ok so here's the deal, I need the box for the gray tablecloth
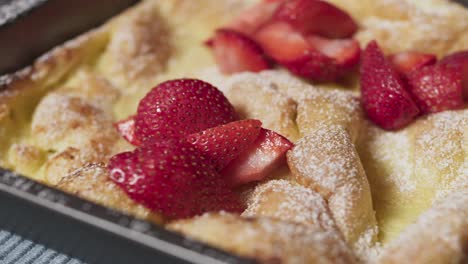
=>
[0,230,84,264]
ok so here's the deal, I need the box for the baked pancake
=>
[0,0,467,263]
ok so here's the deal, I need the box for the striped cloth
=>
[0,231,85,264]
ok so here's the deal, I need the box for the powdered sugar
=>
[360,120,417,193]
[377,190,468,263]
[243,180,337,231]
[287,124,378,261]
[170,212,357,264]
[0,0,46,25]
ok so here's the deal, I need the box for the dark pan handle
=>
[0,0,138,75]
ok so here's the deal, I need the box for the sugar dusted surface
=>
[243,180,337,231]
[359,109,467,243]
[287,124,378,261]
[377,191,468,264]
[201,66,466,261]
[169,212,357,264]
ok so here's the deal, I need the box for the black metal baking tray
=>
[0,1,252,263]
[0,0,137,74]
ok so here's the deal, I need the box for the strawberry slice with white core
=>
[255,21,310,62]
[439,51,468,99]
[274,0,358,38]
[135,79,238,142]
[255,22,341,81]
[388,51,437,76]
[360,41,419,130]
[187,119,262,171]
[222,128,294,186]
[307,35,361,68]
[407,64,464,114]
[226,0,283,36]
[211,29,270,74]
[114,115,140,146]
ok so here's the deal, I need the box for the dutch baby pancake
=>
[0,0,466,263]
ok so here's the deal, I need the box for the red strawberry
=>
[222,128,293,186]
[226,0,283,36]
[440,51,468,67]
[255,21,310,62]
[108,139,243,219]
[187,119,262,171]
[307,35,361,68]
[210,29,270,74]
[135,79,238,142]
[274,0,358,38]
[255,22,341,81]
[114,115,141,146]
[360,41,419,130]
[439,51,468,99]
[407,64,464,114]
[388,51,437,76]
[281,52,341,82]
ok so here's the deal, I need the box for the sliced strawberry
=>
[388,51,437,76]
[274,0,358,38]
[187,119,262,171]
[135,79,238,142]
[440,51,468,66]
[407,64,464,114]
[210,29,270,74]
[439,51,468,99]
[222,128,293,186]
[114,115,141,146]
[281,52,341,82]
[255,21,310,62]
[255,22,341,81]
[307,35,361,68]
[360,41,419,130]
[226,0,282,36]
[108,139,243,219]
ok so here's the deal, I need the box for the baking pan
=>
[0,0,138,74]
[0,1,252,263]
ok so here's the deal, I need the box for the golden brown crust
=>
[169,212,357,264]
[7,143,45,177]
[98,0,172,91]
[57,163,163,223]
[223,79,299,142]
[287,125,379,259]
[243,180,338,232]
[295,91,362,142]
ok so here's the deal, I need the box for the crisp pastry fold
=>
[287,125,379,259]
[57,163,162,224]
[169,212,357,264]
[223,80,299,142]
[295,91,362,143]
[242,180,337,231]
